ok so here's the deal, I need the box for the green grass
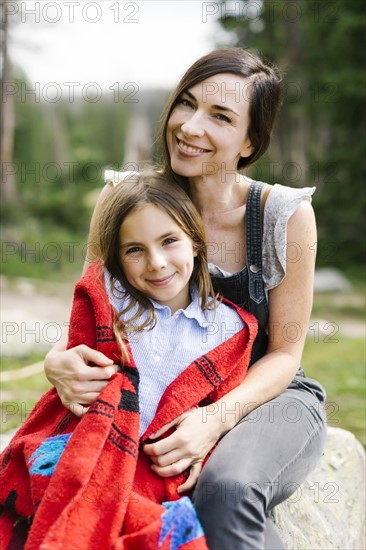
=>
[302,336,365,446]
[1,354,52,433]
[1,354,48,371]
[1,227,86,282]
[311,291,365,320]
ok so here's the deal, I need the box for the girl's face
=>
[166,73,253,183]
[119,204,197,314]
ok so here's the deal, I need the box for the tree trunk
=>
[0,2,17,203]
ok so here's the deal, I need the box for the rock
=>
[272,427,366,549]
[1,427,364,548]
[314,268,352,293]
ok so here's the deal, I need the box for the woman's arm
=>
[143,200,317,490]
[44,182,119,416]
[212,200,317,430]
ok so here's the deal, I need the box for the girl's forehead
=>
[122,203,180,226]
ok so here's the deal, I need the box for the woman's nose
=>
[181,111,205,138]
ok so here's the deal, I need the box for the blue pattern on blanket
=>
[28,433,72,476]
[158,496,205,550]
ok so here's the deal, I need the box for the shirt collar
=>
[104,268,211,329]
[151,285,211,328]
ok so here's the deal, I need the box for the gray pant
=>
[192,376,327,549]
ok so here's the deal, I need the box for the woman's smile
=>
[176,138,211,156]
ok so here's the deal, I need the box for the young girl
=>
[0,171,257,550]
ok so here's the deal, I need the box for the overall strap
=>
[246,181,269,330]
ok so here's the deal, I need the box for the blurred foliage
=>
[0,227,86,281]
[218,0,366,267]
[1,74,128,277]
[3,75,127,226]
[1,2,365,276]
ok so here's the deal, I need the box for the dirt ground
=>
[1,275,77,357]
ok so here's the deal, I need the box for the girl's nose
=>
[147,251,167,271]
[181,112,205,138]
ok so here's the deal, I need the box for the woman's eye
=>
[163,238,177,245]
[215,113,232,123]
[177,97,194,109]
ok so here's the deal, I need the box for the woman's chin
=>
[170,159,199,179]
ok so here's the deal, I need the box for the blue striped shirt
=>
[104,270,244,436]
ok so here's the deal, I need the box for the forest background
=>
[1,1,365,445]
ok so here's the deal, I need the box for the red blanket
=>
[0,261,257,549]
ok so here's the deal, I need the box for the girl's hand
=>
[44,345,119,417]
[143,406,222,493]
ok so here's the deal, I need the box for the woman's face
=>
[167,73,253,182]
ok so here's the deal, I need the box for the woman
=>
[45,48,327,549]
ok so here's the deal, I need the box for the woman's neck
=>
[189,173,250,217]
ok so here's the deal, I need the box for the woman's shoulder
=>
[263,182,316,233]
[243,177,315,209]
[266,181,315,204]
[260,182,316,290]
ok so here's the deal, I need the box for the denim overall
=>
[193,181,327,549]
[210,181,270,365]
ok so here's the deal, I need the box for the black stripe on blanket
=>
[194,355,223,387]
[96,326,115,342]
[108,423,138,459]
[51,412,74,437]
[88,399,115,418]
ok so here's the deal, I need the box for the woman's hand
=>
[143,406,222,493]
[44,345,119,417]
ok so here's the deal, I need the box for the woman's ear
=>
[240,138,254,158]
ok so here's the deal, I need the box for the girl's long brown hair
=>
[98,170,216,362]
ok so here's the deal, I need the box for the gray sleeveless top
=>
[207,179,315,365]
[208,181,316,291]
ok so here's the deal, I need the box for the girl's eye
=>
[125,246,143,255]
[163,238,177,246]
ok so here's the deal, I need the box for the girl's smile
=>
[146,273,176,286]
